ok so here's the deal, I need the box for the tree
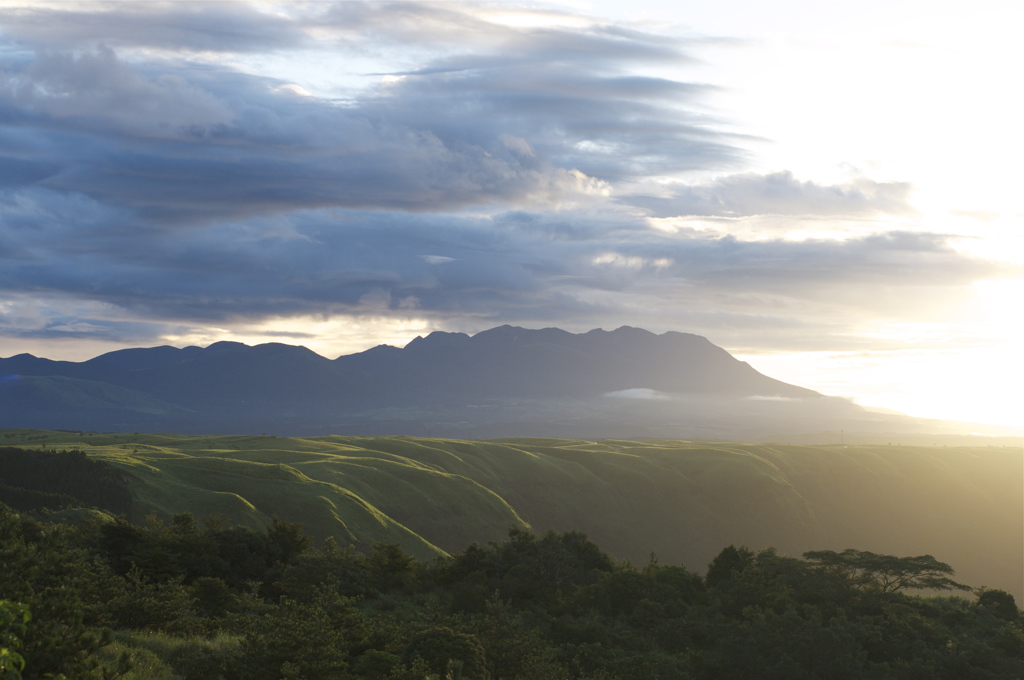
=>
[401,627,489,680]
[366,543,418,592]
[272,538,371,601]
[265,518,313,565]
[229,593,358,680]
[802,549,969,594]
[0,505,128,680]
[474,594,565,680]
[0,601,29,680]
[705,545,755,588]
[976,588,1019,622]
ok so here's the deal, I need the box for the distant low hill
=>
[0,325,1008,439]
[3,429,1020,601]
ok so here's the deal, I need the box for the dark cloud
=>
[623,171,915,217]
[622,230,1009,291]
[0,37,726,221]
[4,45,234,131]
[0,193,1012,329]
[0,3,309,53]
[368,61,730,182]
[0,2,736,225]
[0,155,57,187]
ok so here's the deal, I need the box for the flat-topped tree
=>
[803,548,970,594]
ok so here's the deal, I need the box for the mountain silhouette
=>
[0,325,962,439]
[336,325,816,402]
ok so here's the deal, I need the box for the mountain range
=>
[0,325,1011,440]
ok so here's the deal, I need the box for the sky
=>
[0,0,1020,429]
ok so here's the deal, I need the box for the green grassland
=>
[3,429,1021,599]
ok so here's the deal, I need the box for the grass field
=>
[3,428,1020,599]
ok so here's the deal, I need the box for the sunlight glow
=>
[162,315,436,360]
[484,8,594,29]
[741,344,1022,430]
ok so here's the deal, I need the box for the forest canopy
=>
[1,503,1021,680]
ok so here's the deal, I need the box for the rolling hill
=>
[3,429,1020,601]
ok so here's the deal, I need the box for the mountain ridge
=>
[0,325,1006,439]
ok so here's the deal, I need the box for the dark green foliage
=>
[704,604,872,680]
[228,593,356,680]
[0,504,128,679]
[97,518,147,574]
[96,512,309,589]
[190,578,237,620]
[349,649,402,677]
[472,595,565,680]
[2,500,1023,680]
[266,517,314,565]
[976,589,1019,622]
[205,525,277,587]
[98,568,200,634]
[705,544,755,588]
[0,600,30,679]
[272,538,372,601]
[401,627,489,679]
[110,631,242,680]
[577,562,704,621]
[0,484,81,515]
[0,447,131,515]
[366,543,419,593]
[443,527,616,607]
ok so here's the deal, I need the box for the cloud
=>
[0,188,1014,339]
[623,171,915,217]
[3,45,235,133]
[0,292,179,344]
[0,5,733,225]
[420,255,457,265]
[0,1,1010,363]
[0,3,309,53]
[604,388,674,400]
[0,156,58,187]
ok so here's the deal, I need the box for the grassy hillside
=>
[1,375,192,414]
[3,429,1020,599]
